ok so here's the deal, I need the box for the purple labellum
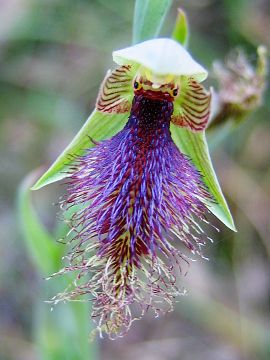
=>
[54,93,212,339]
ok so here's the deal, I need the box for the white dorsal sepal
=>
[113,38,208,82]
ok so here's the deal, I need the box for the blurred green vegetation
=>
[0,0,269,359]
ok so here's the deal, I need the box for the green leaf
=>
[18,170,98,359]
[32,110,128,190]
[17,169,63,275]
[35,299,97,360]
[132,0,173,44]
[171,125,236,231]
[171,8,189,48]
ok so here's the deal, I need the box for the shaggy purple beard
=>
[55,94,212,339]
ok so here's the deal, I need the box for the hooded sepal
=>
[113,38,208,81]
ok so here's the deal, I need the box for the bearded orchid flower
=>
[33,38,236,339]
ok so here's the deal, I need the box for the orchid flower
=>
[33,38,235,339]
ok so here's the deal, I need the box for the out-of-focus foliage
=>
[18,169,98,359]
[132,0,172,44]
[18,169,63,275]
[171,8,189,48]
[0,1,269,360]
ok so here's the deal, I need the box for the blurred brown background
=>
[0,0,269,359]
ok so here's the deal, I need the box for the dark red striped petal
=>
[96,65,135,113]
[172,77,211,131]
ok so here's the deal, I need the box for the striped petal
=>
[172,77,211,131]
[96,65,136,113]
